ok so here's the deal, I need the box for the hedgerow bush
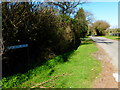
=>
[2,2,81,76]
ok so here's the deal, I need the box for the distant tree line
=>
[2,2,88,76]
[106,28,120,35]
[88,20,110,36]
[88,20,119,36]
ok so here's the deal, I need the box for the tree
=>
[74,8,88,38]
[85,11,95,24]
[92,20,110,36]
[48,1,86,16]
[2,2,63,76]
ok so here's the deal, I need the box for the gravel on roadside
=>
[92,44,118,88]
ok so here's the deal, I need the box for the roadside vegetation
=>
[2,39,101,88]
[2,2,88,77]
[1,1,105,88]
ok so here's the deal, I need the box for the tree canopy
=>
[92,20,110,36]
[74,8,88,38]
[48,1,86,16]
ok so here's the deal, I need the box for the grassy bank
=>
[102,36,120,40]
[2,39,101,88]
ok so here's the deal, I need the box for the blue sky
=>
[78,2,118,28]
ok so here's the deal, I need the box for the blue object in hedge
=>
[7,44,28,50]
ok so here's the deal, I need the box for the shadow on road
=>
[96,39,107,41]
[95,41,114,44]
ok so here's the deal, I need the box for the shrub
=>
[2,2,81,76]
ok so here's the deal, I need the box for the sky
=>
[78,2,118,28]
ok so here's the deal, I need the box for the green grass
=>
[2,39,102,88]
[102,36,120,40]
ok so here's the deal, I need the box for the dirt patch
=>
[93,44,118,88]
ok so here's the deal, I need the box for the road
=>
[90,36,119,82]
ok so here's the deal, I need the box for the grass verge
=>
[102,36,120,40]
[2,39,101,88]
